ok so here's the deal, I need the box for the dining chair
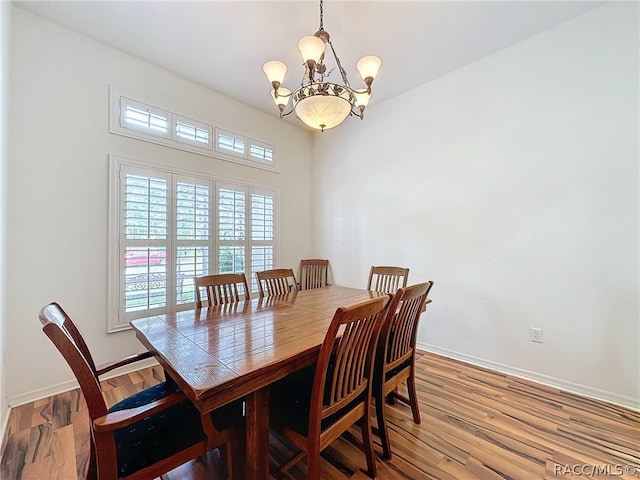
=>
[269,295,391,480]
[256,268,297,298]
[298,259,330,290]
[367,265,410,294]
[373,281,434,460]
[195,272,250,308]
[39,302,243,480]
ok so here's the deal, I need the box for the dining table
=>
[130,284,387,480]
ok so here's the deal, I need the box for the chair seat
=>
[110,381,244,478]
[112,396,206,478]
[270,366,315,436]
[109,380,181,411]
[384,359,411,382]
[270,365,364,438]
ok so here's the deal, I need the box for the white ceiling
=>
[15,0,604,131]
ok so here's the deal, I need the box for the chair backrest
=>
[256,268,298,298]
[309,295,390,434]
[299,259,329,290]
[367,265,410,294]
[39,302,108,420]
[195,272,250,308]
[378,281,433,374]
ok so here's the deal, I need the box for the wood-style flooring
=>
[1,351,638,479]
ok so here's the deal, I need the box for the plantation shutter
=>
[120,97,170,137]
[121,167,169,319]
[218,186,247,275]
[175,178,212,305]
[216,130,246,156]
[250,142,274,162]
[250,192,275,292]
[174,115,212,147]
[109,156,279,330]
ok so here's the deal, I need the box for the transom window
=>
[110,89,277,171]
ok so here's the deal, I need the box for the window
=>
[174,115,211,147]
[108,155,278,332]
[215,129,275,168]
[110,88,277,171]
[121,98,170,137]
[216,130,246,155]
[250,141,274,162]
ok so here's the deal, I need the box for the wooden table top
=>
[131,285,387,414]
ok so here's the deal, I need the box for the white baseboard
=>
[418,342,640,412]
[7,346,638,413]
[6,357,159,408]
[0,405,10,447]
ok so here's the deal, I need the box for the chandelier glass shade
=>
[262,0,381,131]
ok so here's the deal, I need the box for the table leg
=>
[245,387,270,480]
[229,422,247,480]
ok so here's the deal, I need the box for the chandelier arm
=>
[275,89,294,99]
[349,106,364,120]
[300,64,312,86]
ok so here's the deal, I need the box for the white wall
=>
[6,8,313,403]
[0,0,12,429]
[313,3,639,409]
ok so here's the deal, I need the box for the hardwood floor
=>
[1,351,638,479]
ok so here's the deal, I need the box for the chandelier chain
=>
[319,0,324,31]
[328,41,350,87]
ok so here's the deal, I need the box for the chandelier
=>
[262,0,381,132]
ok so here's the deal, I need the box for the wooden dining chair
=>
[367,265,410,294]
[256,268,297,298]
[298,259,330,290]
[195,272,250,308]
[269,295,391,480]
[39,302,242,480]
[373,281,434,460]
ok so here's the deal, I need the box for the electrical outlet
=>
[530,327,543,343]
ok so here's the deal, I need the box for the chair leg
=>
[280,450,306,474]
[360,405,378,479]
[407,374,421,424]
[307,446,321,480]
[86,439,98,480]
[374,393,392,460]
[386,387,397,405]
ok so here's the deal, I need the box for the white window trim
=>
[109,87,278,172]
[107,154,280,333]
